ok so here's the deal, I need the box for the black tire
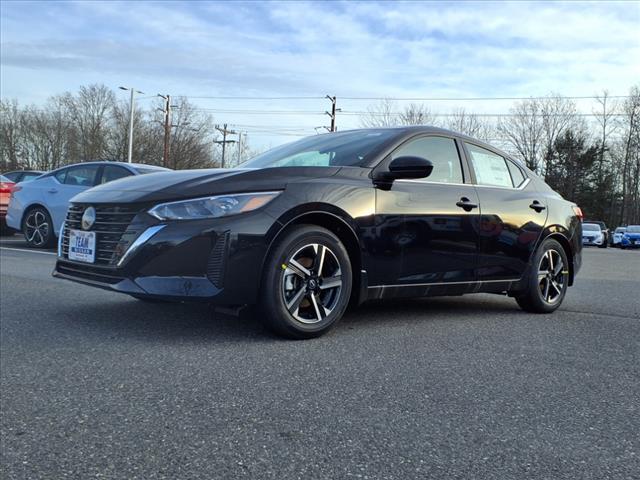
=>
[22,206,55,248]
[515,238,570,313]
[258,225,352,339]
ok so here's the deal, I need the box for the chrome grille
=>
[61,205,142,266]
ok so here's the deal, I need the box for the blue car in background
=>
[6,161,170,248]
[620,225,640,249]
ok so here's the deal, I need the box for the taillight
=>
[9,184,21,197]
[572,206,584,221]
[0,182,15,194]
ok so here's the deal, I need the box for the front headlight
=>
[148,191,281,221]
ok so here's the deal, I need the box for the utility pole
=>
[214,124,237,168]
[236,131,243,165]
[119,86,144,163]
[158,94,172,168]
[325,95,339,132]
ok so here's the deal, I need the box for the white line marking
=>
[0,247,57,256]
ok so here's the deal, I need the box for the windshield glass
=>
[242,130,398,168]
[615,227,626,233]
[583,224,600,231]
[626,225,640,233]
[0,175,9,182]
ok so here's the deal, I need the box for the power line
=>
[171,94,632,101]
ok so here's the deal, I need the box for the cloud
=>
[1,0,638,145]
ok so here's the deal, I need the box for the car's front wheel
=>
[22,207,55,248]
[515,238,569,313]
[259,225,352,339]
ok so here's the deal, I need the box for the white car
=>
[582,222,606,248]
[6,161,169,248]
[612,227,627,247]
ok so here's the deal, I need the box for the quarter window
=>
[465,143,513,188]
[391,136,463,184]
[506,160,526,187]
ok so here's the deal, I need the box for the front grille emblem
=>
[81,207,96,230]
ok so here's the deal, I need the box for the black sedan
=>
[53,127,583,338]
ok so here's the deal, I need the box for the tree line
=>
[1,84,638,226]
[0,84,250,173]
[360,86,640,227]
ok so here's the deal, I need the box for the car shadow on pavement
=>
[59,293,520,342]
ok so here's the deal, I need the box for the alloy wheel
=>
[281,243,343,324]
[537,249,567,304]
[25,210,50,247]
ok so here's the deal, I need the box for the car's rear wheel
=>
[515,238,569,313]
[259,225,352,339]
[22,207,55,248]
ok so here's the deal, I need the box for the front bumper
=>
[621,237,640,248]
[53,209,280,304]
[582,236,604,246]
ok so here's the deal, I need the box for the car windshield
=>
[583,224,600,231]
[626,225,640,233]
[0,175,10,182]
[242,130,398,169]
[615,227,626,233]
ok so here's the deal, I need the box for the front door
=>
[374,135,481,288]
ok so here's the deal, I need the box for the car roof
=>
[2,169,44,174]
[51,161,169,171]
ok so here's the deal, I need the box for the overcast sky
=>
[1,0,639,147]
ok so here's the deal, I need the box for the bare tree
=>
[61,84,116,161]
[498,99,545,172]
[399,103,436,125]
[446,108,493,141]
[164,97,217,169]
[0,99,24,170]
[618,85,640,224]
[359,98,398,127]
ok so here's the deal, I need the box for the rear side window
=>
[465,143,513,188]
[506,160,526,187]
[100,165,132,184]
[391,136,464,184]
[61,165,99,186]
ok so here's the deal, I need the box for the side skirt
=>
[366,278,523,301]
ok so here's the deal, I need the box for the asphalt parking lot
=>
[1,237,638,480]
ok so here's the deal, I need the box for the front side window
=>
[391,136,464,184]
[62,165,99,186]
[465,143,513,188]
[100,165,132,184]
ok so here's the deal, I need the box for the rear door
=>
[45,165,100,232]
[462,142,548,281]
[374,135,481,287]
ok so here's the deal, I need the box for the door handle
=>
[456,197,478,211]
[529,200,546,212]
[48,188,58,194]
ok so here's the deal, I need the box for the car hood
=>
[71,166,342,204]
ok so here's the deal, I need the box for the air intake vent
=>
[207,231,230,288]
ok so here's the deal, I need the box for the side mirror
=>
[374,156,433,188]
